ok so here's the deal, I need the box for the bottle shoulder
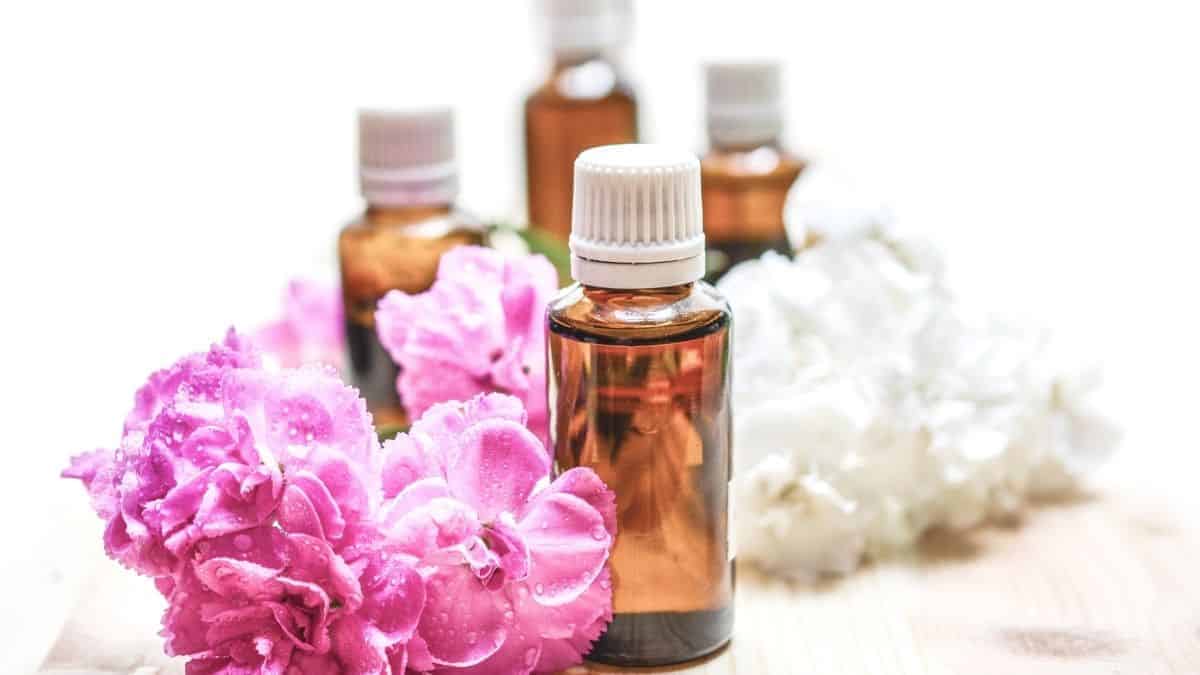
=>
[340,206,484,240]
[700,144,805,184]
[526,58,636,107]
[547,281,730,346]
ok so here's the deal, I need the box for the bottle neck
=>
[363,202,454,227]
[571,255,705,290]
[708,136,782,154]
[551,49,619,73]
[581,282,694,297]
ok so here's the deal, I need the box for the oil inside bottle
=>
[548,283,733,666]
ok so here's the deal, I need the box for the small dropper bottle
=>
[338,108,483,427]
[547,144,734,666]
[700,62,806,281]
[525,0,638,241]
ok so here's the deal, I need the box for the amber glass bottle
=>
[547,145,733,666]
[338,109,483,427]
[525,0,638,241]
[701,63,805,282]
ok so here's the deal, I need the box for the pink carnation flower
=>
[162,525,425,674]
[66,331,428,673]
[66,332,619,674]
[255,279,346,370]
[378,393,616,674]
[375,247,558,447]
[64,329,266,576]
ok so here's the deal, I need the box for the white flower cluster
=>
[719,227,1120,581]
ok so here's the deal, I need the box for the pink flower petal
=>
[386,497,480,559]
[437,246,508,287]
[448,419,549,522]
[375,246,556,435]
[397,360,491,422]
[490,336,533,396]
[194,558,294,602]
[162,568,215,656]
[404,635,434,672]
[451,631,542,675]
[285,533,363,612]
[379,280,505,376]
[406,394,528,470]
[254,279,344,370]
[158,467,216,534]
[286,651,343,675]
[202,605,279,648]
[488,513,531,583]
[194,464,281,540]
[519,493,611,606]
[357,548,425,644]
[227,366,378,475]
[281,471,346,541]
[418,565,510,667]
[193,527,290,570]
[61,448,112,487]
[296,450,373,523]
[521,567,613,672]
[380,433,438,498]
[386,644,408,675]
[329,614,387,675]
[499,253,558,358]
[379,477,451,529]
[532,468,617,537]
[278,483,327,540]
[461,393,530,427]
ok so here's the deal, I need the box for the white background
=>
[1,1,1198,672]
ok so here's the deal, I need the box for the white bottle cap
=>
[358,108,457,206]
[705,62,783,148]
[538,0,633,57]
[570,144,705,288]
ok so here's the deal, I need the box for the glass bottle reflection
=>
[548,282,733,666]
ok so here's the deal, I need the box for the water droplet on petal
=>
[591,525,607,540]
[534,583,544,595]
[524,647,538,667]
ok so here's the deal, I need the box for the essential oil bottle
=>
[700,62,806,281]
[525,0,638,241]
[547,145,734,666]
[338,109,483,427]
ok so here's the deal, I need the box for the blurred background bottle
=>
[525,0,638,241]
[338,108,484,428]
[700,63,805,281]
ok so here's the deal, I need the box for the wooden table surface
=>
[562,486,1200,675]
[39,483,1200,675]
